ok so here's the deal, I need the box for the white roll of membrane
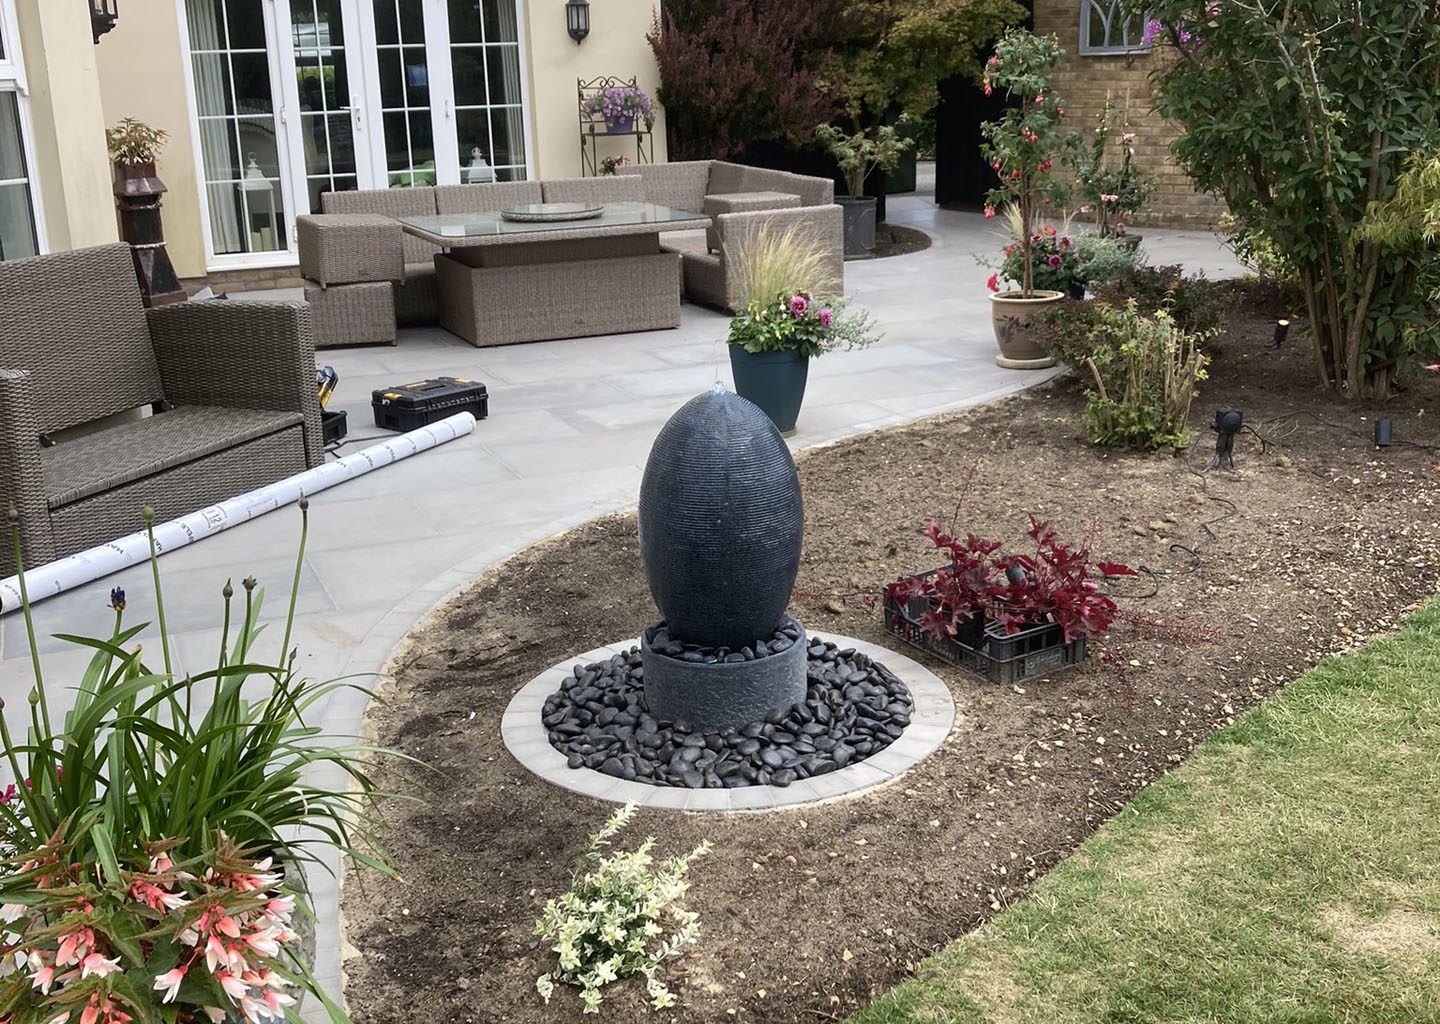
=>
[0,412,477,614]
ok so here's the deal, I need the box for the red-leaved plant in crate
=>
[885,515,1136,645]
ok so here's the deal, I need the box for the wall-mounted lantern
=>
[565,0,589,43]
[90,0,119,44]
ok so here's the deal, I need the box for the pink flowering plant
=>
[986,223,1083,294]
[0,502,408,1024]
[727,291,877,359]
[1072,102,1154,237]
[979,29,1080,297]
[0,834,303,1024]
[580,85,655,129]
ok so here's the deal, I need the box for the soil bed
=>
[872,223,931,259]
[343,284,1440,1024]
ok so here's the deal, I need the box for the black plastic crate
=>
[321,409,348,445]
[882,568,1086,685]
[372,376,488,432]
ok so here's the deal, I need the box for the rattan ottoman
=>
[304,281,396,348]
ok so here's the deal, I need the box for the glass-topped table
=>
[396,202,712,348]
[397,202,710,247]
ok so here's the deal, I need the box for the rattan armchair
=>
[0,244,323,576]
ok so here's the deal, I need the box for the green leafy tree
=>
[1139,0,1440,398]
[831,0,1025,123]
[814,121,914,198]
[979,30,1080,296]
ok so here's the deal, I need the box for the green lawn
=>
[851,602,1440,1024]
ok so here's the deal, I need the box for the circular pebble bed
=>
[645,620,801,663]
[541,635,913,789]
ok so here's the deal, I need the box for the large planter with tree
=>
[726,222,879,433]
[978,30,1079,368]
[106,118,185,307]
[815,121,914,259]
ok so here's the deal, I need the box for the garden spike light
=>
[1209,410,1244,470]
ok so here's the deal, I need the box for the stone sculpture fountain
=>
[637,387,808,730]
[538,388,917,789]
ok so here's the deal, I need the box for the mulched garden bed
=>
[872,223,931,259]
[342,282,1440,1024]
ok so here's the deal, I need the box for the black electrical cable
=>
[1259,409,1440,455]
[325,433,395,453]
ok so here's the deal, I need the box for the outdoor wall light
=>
[565,0,590,43]
[90,0,119,44]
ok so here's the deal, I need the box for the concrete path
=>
[0,196,1241,1012]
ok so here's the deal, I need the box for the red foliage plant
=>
[647,0,851,160]
[885,515,1136,643]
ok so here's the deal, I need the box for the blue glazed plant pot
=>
[728,346,810,434]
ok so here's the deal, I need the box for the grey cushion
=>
[322,187,440,265]
[0,244,164,435]
[436,181,543,214]
[43,405,303,507]
[541,176,646,204]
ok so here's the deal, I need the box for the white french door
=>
[183,0,531,268]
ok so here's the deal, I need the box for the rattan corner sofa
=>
[294,162,842,347]
[0,243,324,576]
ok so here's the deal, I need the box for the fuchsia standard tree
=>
[979,30,1078,297]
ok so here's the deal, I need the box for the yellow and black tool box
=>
[371,376,489,432]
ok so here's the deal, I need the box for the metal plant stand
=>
[578,75,654,177]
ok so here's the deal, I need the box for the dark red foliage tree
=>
[647,0,852,160]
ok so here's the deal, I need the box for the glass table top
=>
[399,201,710,240]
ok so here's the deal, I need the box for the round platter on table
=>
[500,202,604,223]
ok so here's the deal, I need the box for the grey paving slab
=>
[0,195,1240,1018]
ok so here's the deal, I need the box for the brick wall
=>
[1033,0,1225,229]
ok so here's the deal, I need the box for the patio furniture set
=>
[297,160,843,348]
[0,161,839,575]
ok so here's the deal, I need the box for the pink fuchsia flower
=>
[984,206,996,219]
[789,295,808,316]
[1101,193,1120,204]
[31,965,58,995]
[1123,132,1136,143]
[153,967,186,1003]
[983,82,992,97]
[1048,255,1063,268]
[986,273,1000,293]
[818,308,834,328]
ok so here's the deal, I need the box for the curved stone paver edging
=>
[501,633,955,812]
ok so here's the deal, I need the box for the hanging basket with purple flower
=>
[581,85,656,134]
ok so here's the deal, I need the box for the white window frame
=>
[1079,0,1152,56]
[0,0,48,257]
[177,0,306,271]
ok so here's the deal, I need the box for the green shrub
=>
[1145,1,1440,398]
[1040,300,1210,451]
[1093,264,1224,337]
[1074,232,1142,289]
[535,804,710,1014]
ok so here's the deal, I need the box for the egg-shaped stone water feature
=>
[637,388,809,731]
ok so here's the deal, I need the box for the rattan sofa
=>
[617,160,843,310]
[0,243,324,576]
[294,163,842,345]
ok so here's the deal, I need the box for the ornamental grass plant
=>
[0,501,408,1024]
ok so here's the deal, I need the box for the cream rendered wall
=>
[521,0,667,179]
[94,0,208,279]
[13,0,118,253]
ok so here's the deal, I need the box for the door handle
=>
[351,95,363,132]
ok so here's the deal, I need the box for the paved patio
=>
[0,195,1241,1012]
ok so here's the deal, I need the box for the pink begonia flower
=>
[215,970,249,1003]
[1123,132,1136,143]
[1,902,25,923]
[818,308,834,327]
[56,927,95,967]
[80,953,122,980]
[984,206,995,219]
[31,965,57,995]
[153,967,186,1003]
[789,295,808,316]
[986,273,1000,293]
[1424,364,1440,372]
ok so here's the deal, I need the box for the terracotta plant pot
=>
[989,290,1065,369]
